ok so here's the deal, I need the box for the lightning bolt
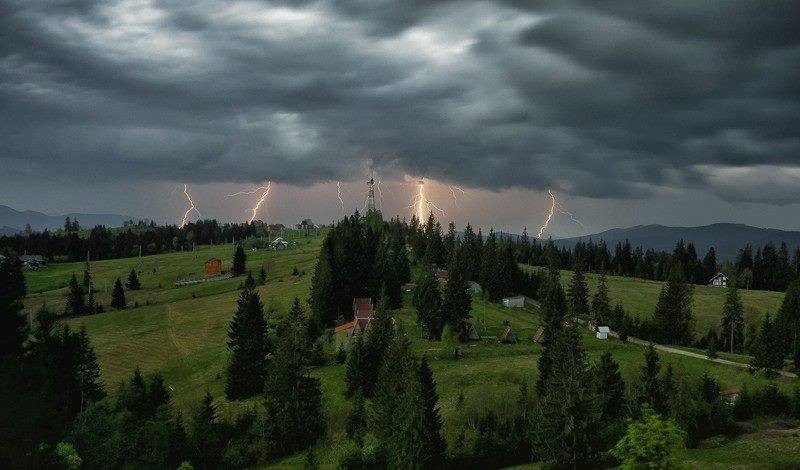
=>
[409,178,446,220]
[180,184,201,228]
[226,182,272,223]
[336,181,345,217]
[448,185,465,207]
[375,179,384,209]
[537,189,557,238]
[536,189,583,238]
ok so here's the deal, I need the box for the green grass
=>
[522,266,785,336]
[20,241,799,467]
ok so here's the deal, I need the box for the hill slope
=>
[552,223,800,261]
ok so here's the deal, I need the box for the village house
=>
[269,237,289,250]
[468,281,483,294]
[709,272,728,287]
[502,295,525,308]
[19,254,47,269]
[334,298,375,339]
[596,326,610,340]
[204,258,222,276]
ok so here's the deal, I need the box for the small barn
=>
[502,296,525,308]
[468,281,483,294]
[460,322,480,342]
[596,326,610,340]
[270,237,289,250]
[499,326,518,344]
[204,258,222,276]
[19,254,47,269]
[709,272,728,287]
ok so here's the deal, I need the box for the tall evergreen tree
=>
[126,269,141,290]
[441,247,472,336]
[308,236,336,330]
[358,290,396,397]
[83,260,92,292]
[413,268,444,340]
[110,277,126,309]
[591,273,612,325]
[65,272,87,316]
[480,230,500,301]
[225,281,270,399]
[594,351,625,418]
[702,246,718,282]
[750,313,784,377]
[263,313,325,456]
[417,356,446,467]
[537,257,568,394]
[777,280,800,356]
[190,392,224,470]
[0,254,28,360]
[232,243,247,276]
[720,278,744,353]
[652,265,694,345]
[568,261,590,318]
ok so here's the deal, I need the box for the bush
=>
[613,408,685,469]
[754,384,790,416]
[733,387,754,420]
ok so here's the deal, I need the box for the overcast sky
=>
[1,0,799,236]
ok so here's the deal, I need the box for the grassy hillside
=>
[521,266,785,336]
[22,239,798,467]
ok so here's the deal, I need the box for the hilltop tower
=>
[366,177,376,213]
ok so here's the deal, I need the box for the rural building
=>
[709,272,728,287]
[334,298,377,340]
[499,326,518,343]
[204,258,222,276]
[435,269,448,283]
[403,282,416,292]
[532,327,544,343]
[468,281,482,293]
[19,254,46,269]
[269,237,289,250]
[596,326,610,340]
[460,322,480,342]
[502,296,525,308]
[720,388,741,406]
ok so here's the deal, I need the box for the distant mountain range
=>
[550,223,800,262]
[0,205,129,233]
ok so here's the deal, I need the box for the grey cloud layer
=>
[1,0,798,202]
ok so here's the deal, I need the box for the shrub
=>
[754,384,790,416]
[613,408,685,469]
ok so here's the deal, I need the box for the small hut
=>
[459,322,480,342]
[596,326,610,340]
[468,281,483,293]
[532,327,544,343]
[499,326,518,344]
[204,258,222,276]
[502,296,525,308]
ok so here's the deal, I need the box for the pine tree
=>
[225,282,270,399]
[308,237,336,331]
[83,261,92,292]
[592,273,612,325]
[0,254,28,359]
[358,290,395,397]
[259,265,267,285]
[637,344,663,412]
[441,247,472,336]
[126,269,141,290]
[531,325,602,467]
[652,265,694,345]
[568,262,590,317]
[537,259,568,394]
[76,327,105,408]
[413,268,443,340]
[65,272,87,316]
[346,390,366,445]
[480,230,500,301]
[594,351,625,418]
[417,356,446,467]
[263,314,325,456]
[344,333,366,398]
[720,279,744,353]
[750,313,784,377]
[777,280,800,356]
[232,243,246,276]
[190,392,224,470]
[86,281,96,314]
[110,277,126,309]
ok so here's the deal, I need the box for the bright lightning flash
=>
[409,179,446,221]
[448,185,466,206]
[336,181,345,217]
[226,182,272,223]
[180,184,201,228]
[536,189,583,238]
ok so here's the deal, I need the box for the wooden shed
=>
[204,258,222,276]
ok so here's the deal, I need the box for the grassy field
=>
[521,266,786,336]
[22,238,799,467]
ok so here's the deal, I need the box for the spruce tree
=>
[76,327,105,407]
[777,280,800,356]
[652,265,694,345]
[592,273,612,325]
[441,247,472,336]
[126,269,141,290]
[344,333,366,398]
[594,351,625,418]
[413,268,443,340]
[417,356,446,467]
[346,390,366,445]
[225,282,270,399]
[750,313,783,377]
[110,277,126,309]
[83,261,92,292]
[259,265,267,285]
[308,237,336,330]
[0,254,28,359]
[359,290,395,397]
[65,272,87,315]
[86,281,96,314]
[190,392,224,470]
[721,279,744,353]
[480,230,499,301]
[232,243,246,277]
[536,258,567,394]
[568,262,590,318]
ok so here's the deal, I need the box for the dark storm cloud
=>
[1,0,799,203]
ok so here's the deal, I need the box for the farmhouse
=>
[596,326,610,340]
[334,298,376,339]
[204,258,222,276]
[269,237,289,250]
[19,254,47,269]
[709,272,728,287]
[502,296,525,308]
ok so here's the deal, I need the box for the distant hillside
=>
[0,204,129,232]
[552,223,800,261]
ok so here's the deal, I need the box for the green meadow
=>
[22,234,799,467]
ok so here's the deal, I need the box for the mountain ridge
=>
[0,204,130,232]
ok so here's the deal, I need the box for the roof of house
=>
[709,272,727,281]
[205,257,221,263]
[19,254,46,262]
[271,237,288,244]
[499,326,517,343]
[353,297,374,316]
[435,269,448,281]
[334,320,357,334]
[597,326,610,333]
[720,387,741,396]
[503,295,525,301]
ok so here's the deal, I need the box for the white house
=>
[468,281,483,294]
[269,237,289,250]
[502,296,525,308]
[596,326,610,340]
[708,272,728,287]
